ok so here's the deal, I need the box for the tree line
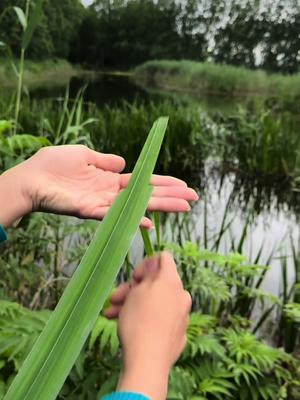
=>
[1,0,300,73]
[0,0,84,60]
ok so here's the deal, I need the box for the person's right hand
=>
[105,252,191,400]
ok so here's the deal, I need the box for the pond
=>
[28,72,256,114]
[5,73,300,298]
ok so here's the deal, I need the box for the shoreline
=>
[134,60,300,101]
[0,59,86,89]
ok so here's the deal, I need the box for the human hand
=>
[105,252,191,400]
[0,145,198,228]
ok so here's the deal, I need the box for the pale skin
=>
[0,145,196,399]
[105,252,192,400]
[0,145,198,228]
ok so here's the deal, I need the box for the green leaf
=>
[0,135,52,156]
[154,212,161,248]
[13,7,27,31]
[4,117,169,400]
[22,0,44,50]
[0,120,13,135]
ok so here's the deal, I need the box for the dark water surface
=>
[29,73,249,113]
[29,74,155,106]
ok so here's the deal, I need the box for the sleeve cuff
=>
[101,393,150,400]
[0,225,7,243]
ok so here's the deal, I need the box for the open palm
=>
[24,145,198,228]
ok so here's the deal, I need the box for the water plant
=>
[0,0,44,134]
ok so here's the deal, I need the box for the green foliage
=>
[285,303,300,324]
[69,0,300,73]
[0,0,85,60]
[0,301,122,399]
[0,301,50,394]
[89,317,119,356]
[135,59,300,107]
[4,95,300,184]
[219,108,300,181]
[0,119,51,169]
[0,297,298,400]
[168,241,275,321]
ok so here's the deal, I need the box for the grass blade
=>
[154,212,161,248]
[22,0,44,50]
[5,117,169,400]
[140,227,154,256]
[13,7,27,31]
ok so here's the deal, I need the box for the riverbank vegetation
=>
[0,59,78,88]
[135,60,300,102]
[3,97,299,186]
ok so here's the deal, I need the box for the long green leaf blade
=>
[5,117,169,400]
[22,0,44,50]
[13,7,27,31]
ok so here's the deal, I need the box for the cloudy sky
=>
[82,0,94,6]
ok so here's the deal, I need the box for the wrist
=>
[118,357,170,400]
[0,165,32,227]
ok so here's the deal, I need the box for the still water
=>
[29,72,250,113]
[27,74,300,297]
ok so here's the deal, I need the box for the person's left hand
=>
[0,145,198,228]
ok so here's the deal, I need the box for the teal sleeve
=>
[101,393,150,400]
[0,225,7,243]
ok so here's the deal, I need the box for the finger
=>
[104,305,122,319]
[133,255,160,283]
[140,216,153,229]
[132,260,147,283]
[89,206,110,220]
[150,175,187,188]
[153,186,199,201]
[147,198,191,212]
[157,251,182,284]
[143,256,160,281]
[110,283,131,305]
[120,174,188,188]
[184,291,193,313]
[88,149,126,173]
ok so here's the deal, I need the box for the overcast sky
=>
[82,0,94,6]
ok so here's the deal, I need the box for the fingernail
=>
[147,256,159,272]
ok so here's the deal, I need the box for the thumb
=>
[143,255,160,281]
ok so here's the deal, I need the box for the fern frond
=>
[168,366,196,399]
[89,316,119,356]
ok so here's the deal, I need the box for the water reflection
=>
[167,170,300,297]
[29,74,160,107]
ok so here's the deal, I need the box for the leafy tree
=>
[0,0,85,60]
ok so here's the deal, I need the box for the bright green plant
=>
[0,119,51,170]
[218,108,300,181]
[0,300,120,399]
[12,0,44,134]
[4,117,168,400]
